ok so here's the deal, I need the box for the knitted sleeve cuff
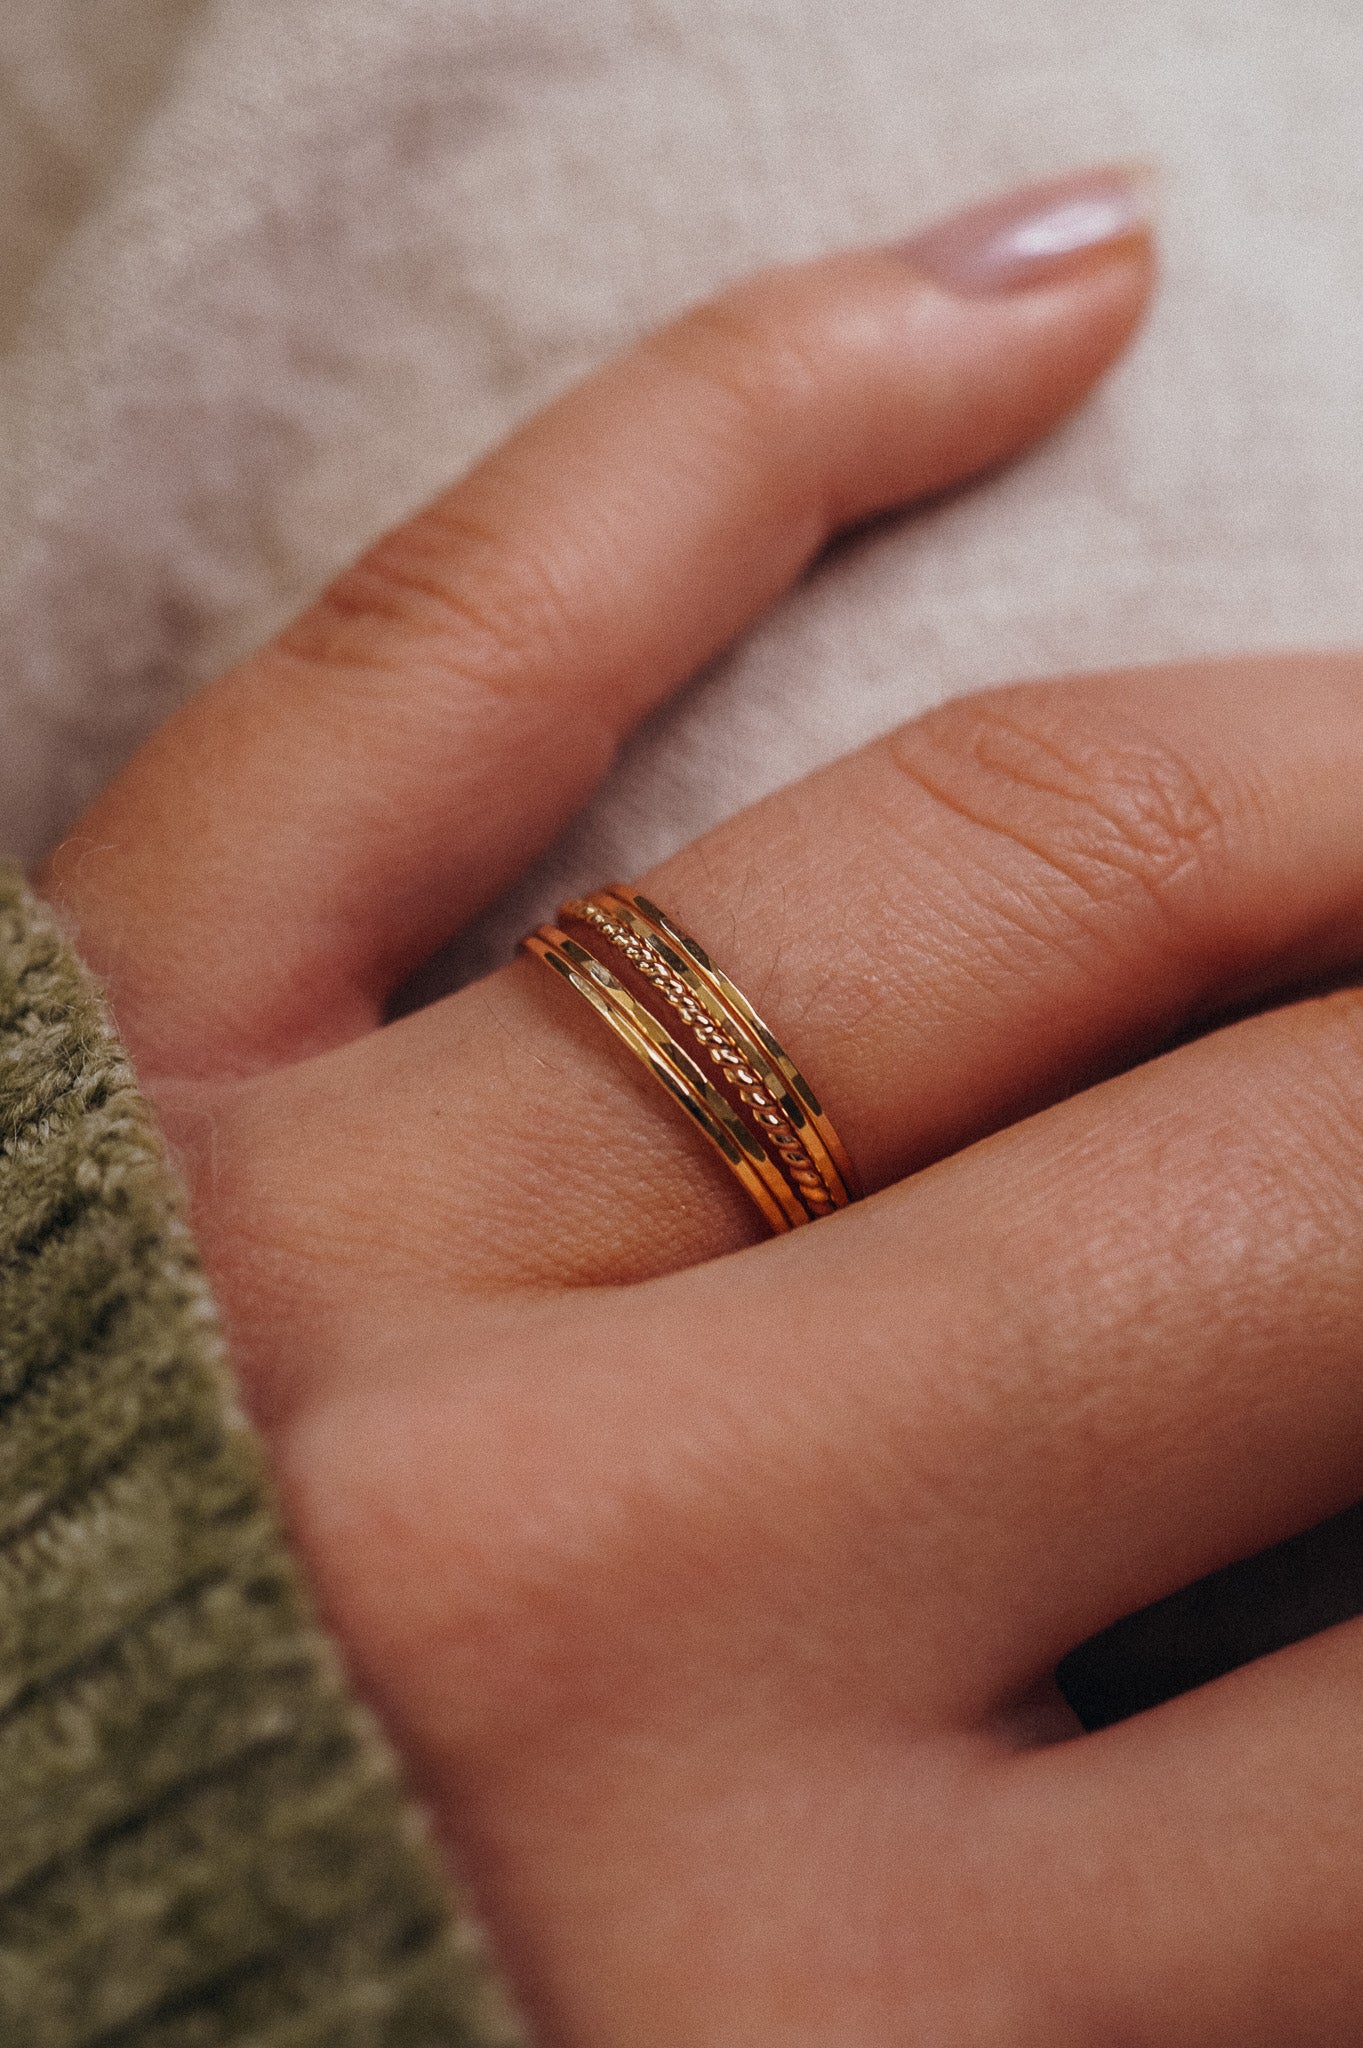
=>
[0,867,528,2048]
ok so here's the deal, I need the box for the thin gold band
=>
[523,888,860,1234]
[599,887,860,1209]
[522,927,806,1232]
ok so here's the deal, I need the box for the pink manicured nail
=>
[899,166,1154,296]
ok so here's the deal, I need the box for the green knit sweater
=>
[0,867,526,2047]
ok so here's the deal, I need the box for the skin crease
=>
[39,185,1363,2044]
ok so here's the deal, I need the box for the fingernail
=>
[898,166,1154,296]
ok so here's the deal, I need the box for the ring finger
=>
[193,645,1363,1342]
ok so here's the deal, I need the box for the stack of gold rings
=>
[523,886,861,1234]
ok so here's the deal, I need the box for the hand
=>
[46,170,1363,2045]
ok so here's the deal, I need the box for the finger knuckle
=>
[279,501,584,706]
[886,683,1235,941]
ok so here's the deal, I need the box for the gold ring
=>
[523,887,861,1234]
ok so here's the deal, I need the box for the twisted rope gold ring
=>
[524,887,860,1234]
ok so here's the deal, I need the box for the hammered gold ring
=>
[523,886,861,1234]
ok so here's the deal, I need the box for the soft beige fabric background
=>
[1,1,1359,990]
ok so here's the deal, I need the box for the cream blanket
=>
[2,0,1360,994]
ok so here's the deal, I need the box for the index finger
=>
[46,168,1153,1079]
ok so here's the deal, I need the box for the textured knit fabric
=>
[0,865,525,2047]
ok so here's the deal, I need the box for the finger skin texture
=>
[42,192,1363,2047]
[45,229,1151,1077]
